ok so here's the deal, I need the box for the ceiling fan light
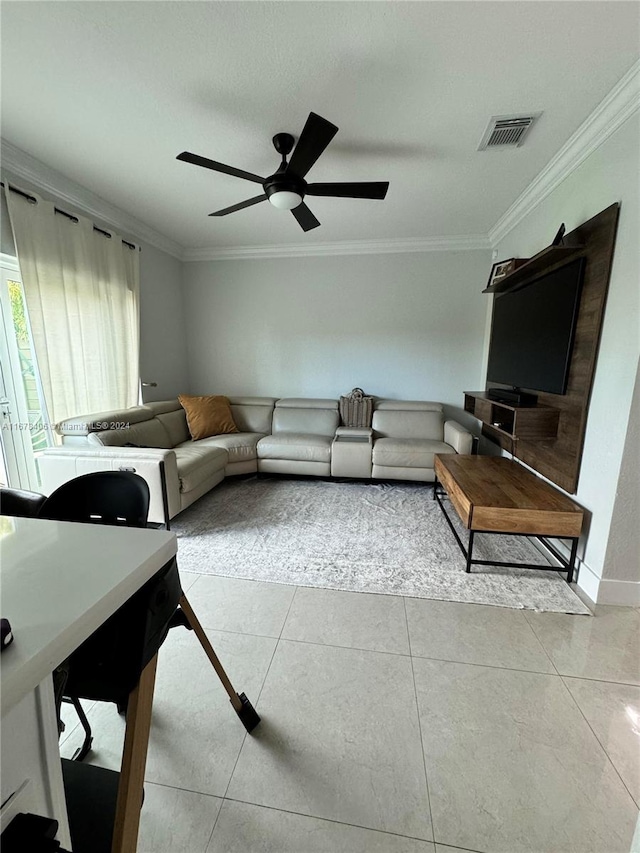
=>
[268,190,303,210]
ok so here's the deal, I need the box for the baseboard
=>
[593,577,640,607]
[567,555,638,607]
[573,558,604,604]
[533,539,639,607]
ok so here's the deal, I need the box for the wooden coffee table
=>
[433,454,584,582]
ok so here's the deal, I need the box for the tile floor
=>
[60,572,640,853]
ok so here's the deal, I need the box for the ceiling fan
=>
[176,112,389,232]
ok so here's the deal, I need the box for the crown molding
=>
[183,234,491,262]
[489,59,640,246]
[0,140,184,259]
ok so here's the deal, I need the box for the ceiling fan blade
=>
[306,182,389,200]
[177,151,265,185]
[209,194,268,217]
[286,112,339,179]
[291,203,321,232]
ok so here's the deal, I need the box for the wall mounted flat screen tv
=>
[486,257,585,395]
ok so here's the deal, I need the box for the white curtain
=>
[5,186,140,428]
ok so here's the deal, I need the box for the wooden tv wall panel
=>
[485,203,620,495]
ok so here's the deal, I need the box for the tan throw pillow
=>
[178,394,238,440]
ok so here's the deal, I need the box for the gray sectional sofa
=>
[37,396,473,524]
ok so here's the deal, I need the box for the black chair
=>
[38,470,150,527]
[5,472,260,852]
[0,486,47,518]
[37,473,183,757]
[38,472,259,737]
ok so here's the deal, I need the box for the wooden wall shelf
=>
[483,246,583,294]
[464,392,560,444]
[477,203,620,493]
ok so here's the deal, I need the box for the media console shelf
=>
[475,203,619,494]
[483,245,583,294]
[464,391,560,447]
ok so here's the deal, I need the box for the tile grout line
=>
[176,569,589,620]
[403,595,437,848]
[274,633,576,678]
[558,674,640,810]
[204,585,300,850]
[184,620,635,687]
[522,611,640,688]
[520,610,562,676]
[187,624,283,642]
[218,793,437,845]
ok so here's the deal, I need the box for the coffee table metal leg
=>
[567,537,579,583]
[466,531,474,573]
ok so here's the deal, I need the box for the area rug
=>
[173,477,591,614]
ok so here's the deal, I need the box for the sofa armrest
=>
[444,420,473,455]
[36,447,180,525]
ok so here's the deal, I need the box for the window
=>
[0,260,50,488]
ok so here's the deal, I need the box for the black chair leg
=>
[167,607,193,631]
[66,697,93,761]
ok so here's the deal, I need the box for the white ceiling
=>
[1,1,638,251]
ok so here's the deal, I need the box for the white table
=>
[0,516,176,851]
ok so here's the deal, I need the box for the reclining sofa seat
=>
[257,398,340,477]
[39,397,277,522]
[168,397,278,476]
[372,400,473,482]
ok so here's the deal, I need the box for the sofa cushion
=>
[272,399,339,437]
[57,405,152,437]
[275,398,339,409]
[144,400,182,415]
[228,397,277,434]
[374,400,443,412]
[372,406,444,441]
[178,432,264,465]
[156,409,190,446]
[88,418,171,448]
[173,446,228,493]
[178,394,238,440]
[257,433,333,463]
[372,438,455,470]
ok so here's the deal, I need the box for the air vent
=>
[477,113,541,150]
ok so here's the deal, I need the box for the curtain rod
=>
[1,181,139,251]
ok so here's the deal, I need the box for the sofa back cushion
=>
[372,401,444,441]
[155,410,190,446]
[144,400,190,447]
[228,397,278,434]
[57,405,152,438]
[272,398,339,437]
[88,417,172,448]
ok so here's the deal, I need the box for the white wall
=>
[183,249,491,421]
[137,240,188,402]
[492,114,640,603]
[0,177,189,404]
[602,356,640,586]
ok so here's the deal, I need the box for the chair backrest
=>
[38,471,150,527]
[0,487,47,518]
[38,472,176,706]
